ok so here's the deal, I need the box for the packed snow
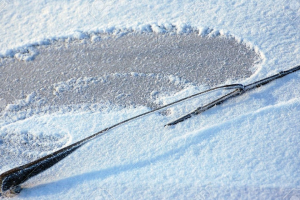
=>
[0,0,300,199]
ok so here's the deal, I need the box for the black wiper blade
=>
[0,65,299,196]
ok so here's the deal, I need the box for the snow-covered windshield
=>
[0,0,300,199]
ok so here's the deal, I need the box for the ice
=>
[0,32,258,115]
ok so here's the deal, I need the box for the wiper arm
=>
[1,65,299,197]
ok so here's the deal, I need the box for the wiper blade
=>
[0,65,299,196]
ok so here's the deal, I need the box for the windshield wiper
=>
[1,65,299,197]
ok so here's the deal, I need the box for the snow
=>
[1,0,300,70]
[1,0,300,199]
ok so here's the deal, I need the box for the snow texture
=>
[0,0,300,199]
